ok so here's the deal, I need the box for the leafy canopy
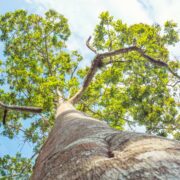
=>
[0,10,179,178]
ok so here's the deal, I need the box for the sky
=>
[0,0,180,158]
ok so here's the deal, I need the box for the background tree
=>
[0,10,180,179]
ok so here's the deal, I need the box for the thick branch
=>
[0,101,42,113]
[105,59,132,65]
[69,40,180,105]
[104,47,179,78]
[69,55,102,104]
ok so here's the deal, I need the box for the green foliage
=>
[78,11,179,138]
[0,10,179,177]
[0,153,32,179]
[163,20,179,45]
[0,9,82,137]
[0,10,82,178]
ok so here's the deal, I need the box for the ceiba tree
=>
[0,10,180,179]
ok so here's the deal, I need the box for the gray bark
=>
[32,102,180,180]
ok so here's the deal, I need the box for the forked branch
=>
[0,101,42,113]
[69,36,180,104]
[0,101,42,124]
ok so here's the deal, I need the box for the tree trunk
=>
[32,102,180,180]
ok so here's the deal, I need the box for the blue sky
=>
[0,0,180,158]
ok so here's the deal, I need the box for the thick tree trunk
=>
[32,102,180,180]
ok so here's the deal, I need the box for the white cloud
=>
[144,0,180,25]
[26,0,180,58]
[28,0,152,30]
[25,0,152,57]
[143,0,180,58]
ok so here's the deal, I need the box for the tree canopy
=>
[0,10,179,179]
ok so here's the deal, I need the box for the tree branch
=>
[168,80,180,87]
[69,38,180,105]
[70,66,77,79]
[167,67,180,79]
[69,54,102,104]
[0,101,42,113]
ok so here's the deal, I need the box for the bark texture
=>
[32,103,180,180]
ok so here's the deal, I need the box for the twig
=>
[167,67,180,79]
[70,65,78,79]
[6,124,26,133]
[168,80,180,87]
[19,151,38,176]
[86,36,97,54]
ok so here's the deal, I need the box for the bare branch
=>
[100,46,166,66]
[100,46,180,79]
[99,46,137,58]
[0,101,42,113]
[69,42,180,105]
[86,36,97,54]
